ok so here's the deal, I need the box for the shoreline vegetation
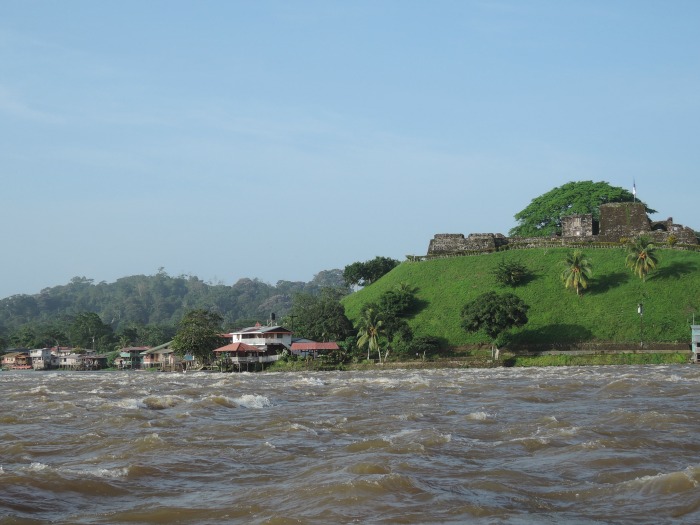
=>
[267,349,692,372]
[3,348,690,373]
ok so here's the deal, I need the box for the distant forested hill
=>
[0,269,348,350]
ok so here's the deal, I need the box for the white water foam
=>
[234,394,272,409]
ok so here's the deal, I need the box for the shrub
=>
[491,259,528,287]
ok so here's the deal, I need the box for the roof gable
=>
[214,342,260,353]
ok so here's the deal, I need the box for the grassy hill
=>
[343,248,700,348]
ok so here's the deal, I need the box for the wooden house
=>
[213,342,279,372]
[140,342,179,371]
[290,341,340,358]
[57,349,82,370]
[1,351,32,370]
[82,351,108,370]
[115,346,149,369]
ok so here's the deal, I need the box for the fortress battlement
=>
[427,203,697,256]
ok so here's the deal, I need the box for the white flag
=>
[633,181,636,197]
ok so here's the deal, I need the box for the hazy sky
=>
[2,1,699,299]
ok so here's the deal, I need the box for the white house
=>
[30,348,56,370]
[229,322,293,353]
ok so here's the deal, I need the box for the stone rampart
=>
[426,202,697,256]
[428,233,508,254]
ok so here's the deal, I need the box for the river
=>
[1,365,699,524]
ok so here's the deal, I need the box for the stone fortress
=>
[427,202,698,256]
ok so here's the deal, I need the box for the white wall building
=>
[29,348,56,370]
[229,323,293,352]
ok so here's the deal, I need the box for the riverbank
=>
[267,350,693,372]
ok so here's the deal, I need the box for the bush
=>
[491,259,528,287]
[405,336,444,358]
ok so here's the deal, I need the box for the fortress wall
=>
[428,233,508,254]
[561,214,595,237]
[597,202,650,242]
[426,203,697,256]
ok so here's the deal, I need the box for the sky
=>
[2,1,699,299]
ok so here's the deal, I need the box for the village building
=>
[210,322,292,371]
[81,350,108,370]
[213,341,279,372]
[228,322,293,353]
[29,347,58,370]
[1,350,32,370]
[115,346,149,369]
[290,341,340,358]
[57,347,82,370]
[140,342,179,371]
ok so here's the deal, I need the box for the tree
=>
[9,324,37,349]
[461,292,529,349]
[626,235,659,282]
[376,286,416,351]
[171,309,224,362]
[343,256,400,287]
[561,250,593,296]
[69,312,115,351]
[285,288,353,342]
[309,269,350,292]
[356,307,385,362]
[509,181,656,237]
[404,336,443,360]
[492,259,529,287]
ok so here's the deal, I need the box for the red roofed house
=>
[290,341,340,359]
[214,341,279,372]
[228,322,293,353]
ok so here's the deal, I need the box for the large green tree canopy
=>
[343,256,400,288]
[509,181,656,238]
[461,291,529,344]
[284,288,353,342]
[171,309,225,360]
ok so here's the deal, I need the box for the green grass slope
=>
[343,248,700,348]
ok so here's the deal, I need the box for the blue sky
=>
[2,1,699,298]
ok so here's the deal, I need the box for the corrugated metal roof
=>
[229,325,292,335]
[290,342,339,351]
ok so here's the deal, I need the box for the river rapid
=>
[2,365,700,524]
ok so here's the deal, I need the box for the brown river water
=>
[1,366,700,524]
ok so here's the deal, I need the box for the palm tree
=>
[356,307,384,363]
[626,235,659,282]
[561,250,593,296]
